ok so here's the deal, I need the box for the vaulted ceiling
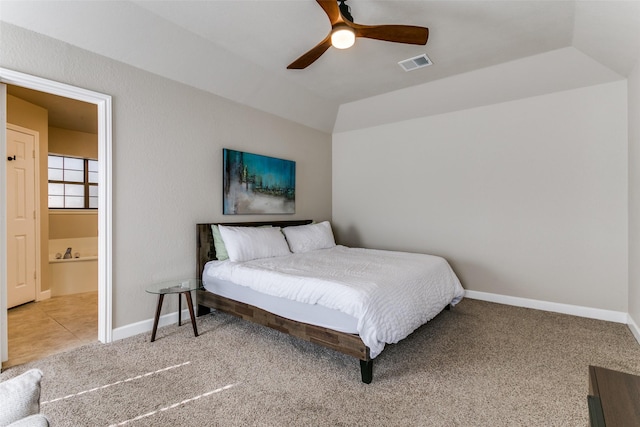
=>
[2,1,639,133]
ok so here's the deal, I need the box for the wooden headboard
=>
[196,220,313,278]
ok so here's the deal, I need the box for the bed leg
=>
[360,359,373,384]
[197,304,210,317]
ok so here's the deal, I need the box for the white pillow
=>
[282,221,336,253]
[218,225,291,262]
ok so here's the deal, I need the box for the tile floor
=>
[3,291,98,369]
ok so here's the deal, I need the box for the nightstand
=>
[145,279,203,342]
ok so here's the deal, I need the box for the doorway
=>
[1,68,113,369]
[5,92,96,367]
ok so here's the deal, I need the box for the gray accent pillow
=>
[0,369,43,426]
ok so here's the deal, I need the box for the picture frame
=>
[223,148,296,215]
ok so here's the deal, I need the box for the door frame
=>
[0,68,113,364]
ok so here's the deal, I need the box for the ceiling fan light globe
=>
[331,27,355,49]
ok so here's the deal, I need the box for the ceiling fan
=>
[287,0,429,70]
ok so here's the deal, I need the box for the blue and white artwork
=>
[223,149,296,214]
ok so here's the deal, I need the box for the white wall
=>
[333,81,628,313]
[0,23,332,328]
[628,53,640,338]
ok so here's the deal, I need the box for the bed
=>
[196,220,464,383]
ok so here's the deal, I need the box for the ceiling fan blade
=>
[316,0,342,26]
[353,24,429,45]
[287,35,333,69]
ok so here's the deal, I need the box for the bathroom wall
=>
[49,126,97,158]
[47,126,99,295]
[49,212,97,240]
[48,126,98,241]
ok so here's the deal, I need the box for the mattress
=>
[202,271,359,334]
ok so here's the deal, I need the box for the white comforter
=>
[203,245,464,358]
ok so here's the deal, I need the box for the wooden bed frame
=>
[196,220,374,383]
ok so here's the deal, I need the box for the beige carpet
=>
[2,298,639,426]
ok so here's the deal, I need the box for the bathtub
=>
[49,237,98,296]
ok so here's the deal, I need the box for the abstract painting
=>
[223,148,296,214]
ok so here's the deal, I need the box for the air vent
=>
[398,53,433,72]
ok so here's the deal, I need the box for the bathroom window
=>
[48,155,98,209]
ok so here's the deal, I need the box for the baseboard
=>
[38,289,51,302]
[112,292,634,343]
[112,308,192,341]
[464,290,628,324]
[628,314,640,345]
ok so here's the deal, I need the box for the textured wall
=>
[333,81,628,312]
[1,23,332,329]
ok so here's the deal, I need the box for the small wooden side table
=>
[145,279,203,342]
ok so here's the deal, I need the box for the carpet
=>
[2,299,639,426]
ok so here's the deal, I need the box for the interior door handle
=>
[7,155,16,161]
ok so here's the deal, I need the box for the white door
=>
[6,125,37,308]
